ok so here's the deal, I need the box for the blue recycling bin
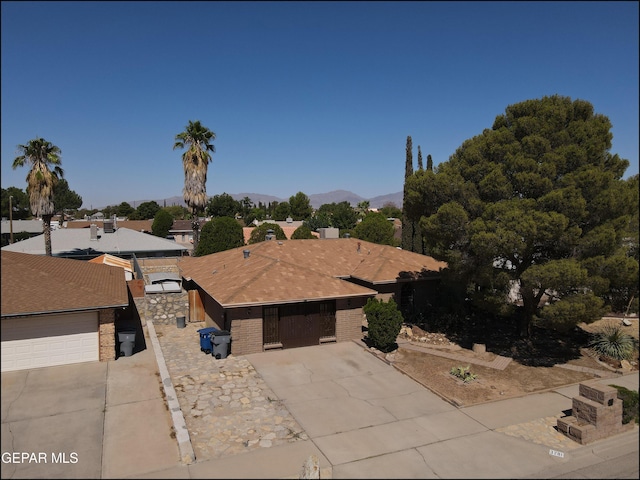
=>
[197,327,218,354]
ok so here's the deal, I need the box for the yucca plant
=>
[589,325,637,361]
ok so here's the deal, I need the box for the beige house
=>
[178,238,447,356]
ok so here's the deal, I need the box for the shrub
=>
[364,298,403,352]
[450,365,478,383]
[291,225,316,239]
[589,325,637,361]
[609,385,639,424]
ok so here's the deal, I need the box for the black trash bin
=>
[211,330,231,359]
[197,327,218,354]
[118,329,136,357]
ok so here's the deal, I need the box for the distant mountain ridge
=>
[125,190,402,211]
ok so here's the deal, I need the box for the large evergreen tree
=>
[405,95,638,337]
[52,178,82,223]
[402,136,424,253]
[195,216,244,255]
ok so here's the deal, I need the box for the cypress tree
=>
[417,145,423,171]
[427,154,433,171]
[402,136,414,251]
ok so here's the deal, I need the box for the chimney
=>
[243,249,250,259]
[103,219,114,233]
[90,224,98,241]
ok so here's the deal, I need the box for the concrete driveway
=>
[1,333,179,479]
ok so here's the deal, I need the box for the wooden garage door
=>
[1,312,99,372]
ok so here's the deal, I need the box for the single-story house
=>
[1,225,188,260]
[1,251,130,372]
[169,219,208,252]
[65,219,154,233]
[1,219,46,245]
[178,238,447,356]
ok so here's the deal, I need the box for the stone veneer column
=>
[99,309,116,361]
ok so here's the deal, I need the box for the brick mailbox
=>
[557,382,634,445]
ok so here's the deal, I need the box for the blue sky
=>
[2,1,638,210]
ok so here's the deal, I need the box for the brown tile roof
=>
[178,238,447,308]
[1,251,129,317]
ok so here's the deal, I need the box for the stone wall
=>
[99,309,116,361]
[134,291,189,326]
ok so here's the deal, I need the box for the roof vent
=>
[103,219,114,233]
[265,229,275,241]
[286,217,293,223]
[243,249,250,259]
[344,233,350,238]
[90,224,98,241]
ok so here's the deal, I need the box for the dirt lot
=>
[386,316,639,407]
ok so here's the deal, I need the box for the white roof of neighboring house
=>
[1,219,44,235]
[1,227,187,258]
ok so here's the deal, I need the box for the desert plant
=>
[450,365,478,383]
[589,325,637,361]
[609,384,639,424]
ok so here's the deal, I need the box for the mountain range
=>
[129,190,403,210]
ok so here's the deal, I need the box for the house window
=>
[263,306,280,345]
[319,301,336,338]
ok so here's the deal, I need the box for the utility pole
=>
[9,195,14,244]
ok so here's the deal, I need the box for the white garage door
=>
[1,312,99,372]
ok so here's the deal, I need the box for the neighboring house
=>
[65,219,154,233]
[1,251,130,372]
[1,219,45,245]
[169,219,208,252]
[178,238,447,356]
[88,253,135,280]
[1,226,188,260]
[242,226,320,244]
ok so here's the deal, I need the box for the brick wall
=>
[229,311,263,356]
[336,298,366,342]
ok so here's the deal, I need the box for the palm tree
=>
[173,120,216,251]
[12,137,64,256]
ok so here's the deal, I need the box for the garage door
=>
[1,312,99,372]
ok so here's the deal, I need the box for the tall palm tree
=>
[12,138,64,256]
[173,120,216,251]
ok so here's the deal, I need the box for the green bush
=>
[195,216,244,256]
[291,225,316,239]
[450,365,478,383]
[364,298,403,352]
[589,325,637,361]
[609,385,639,424]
